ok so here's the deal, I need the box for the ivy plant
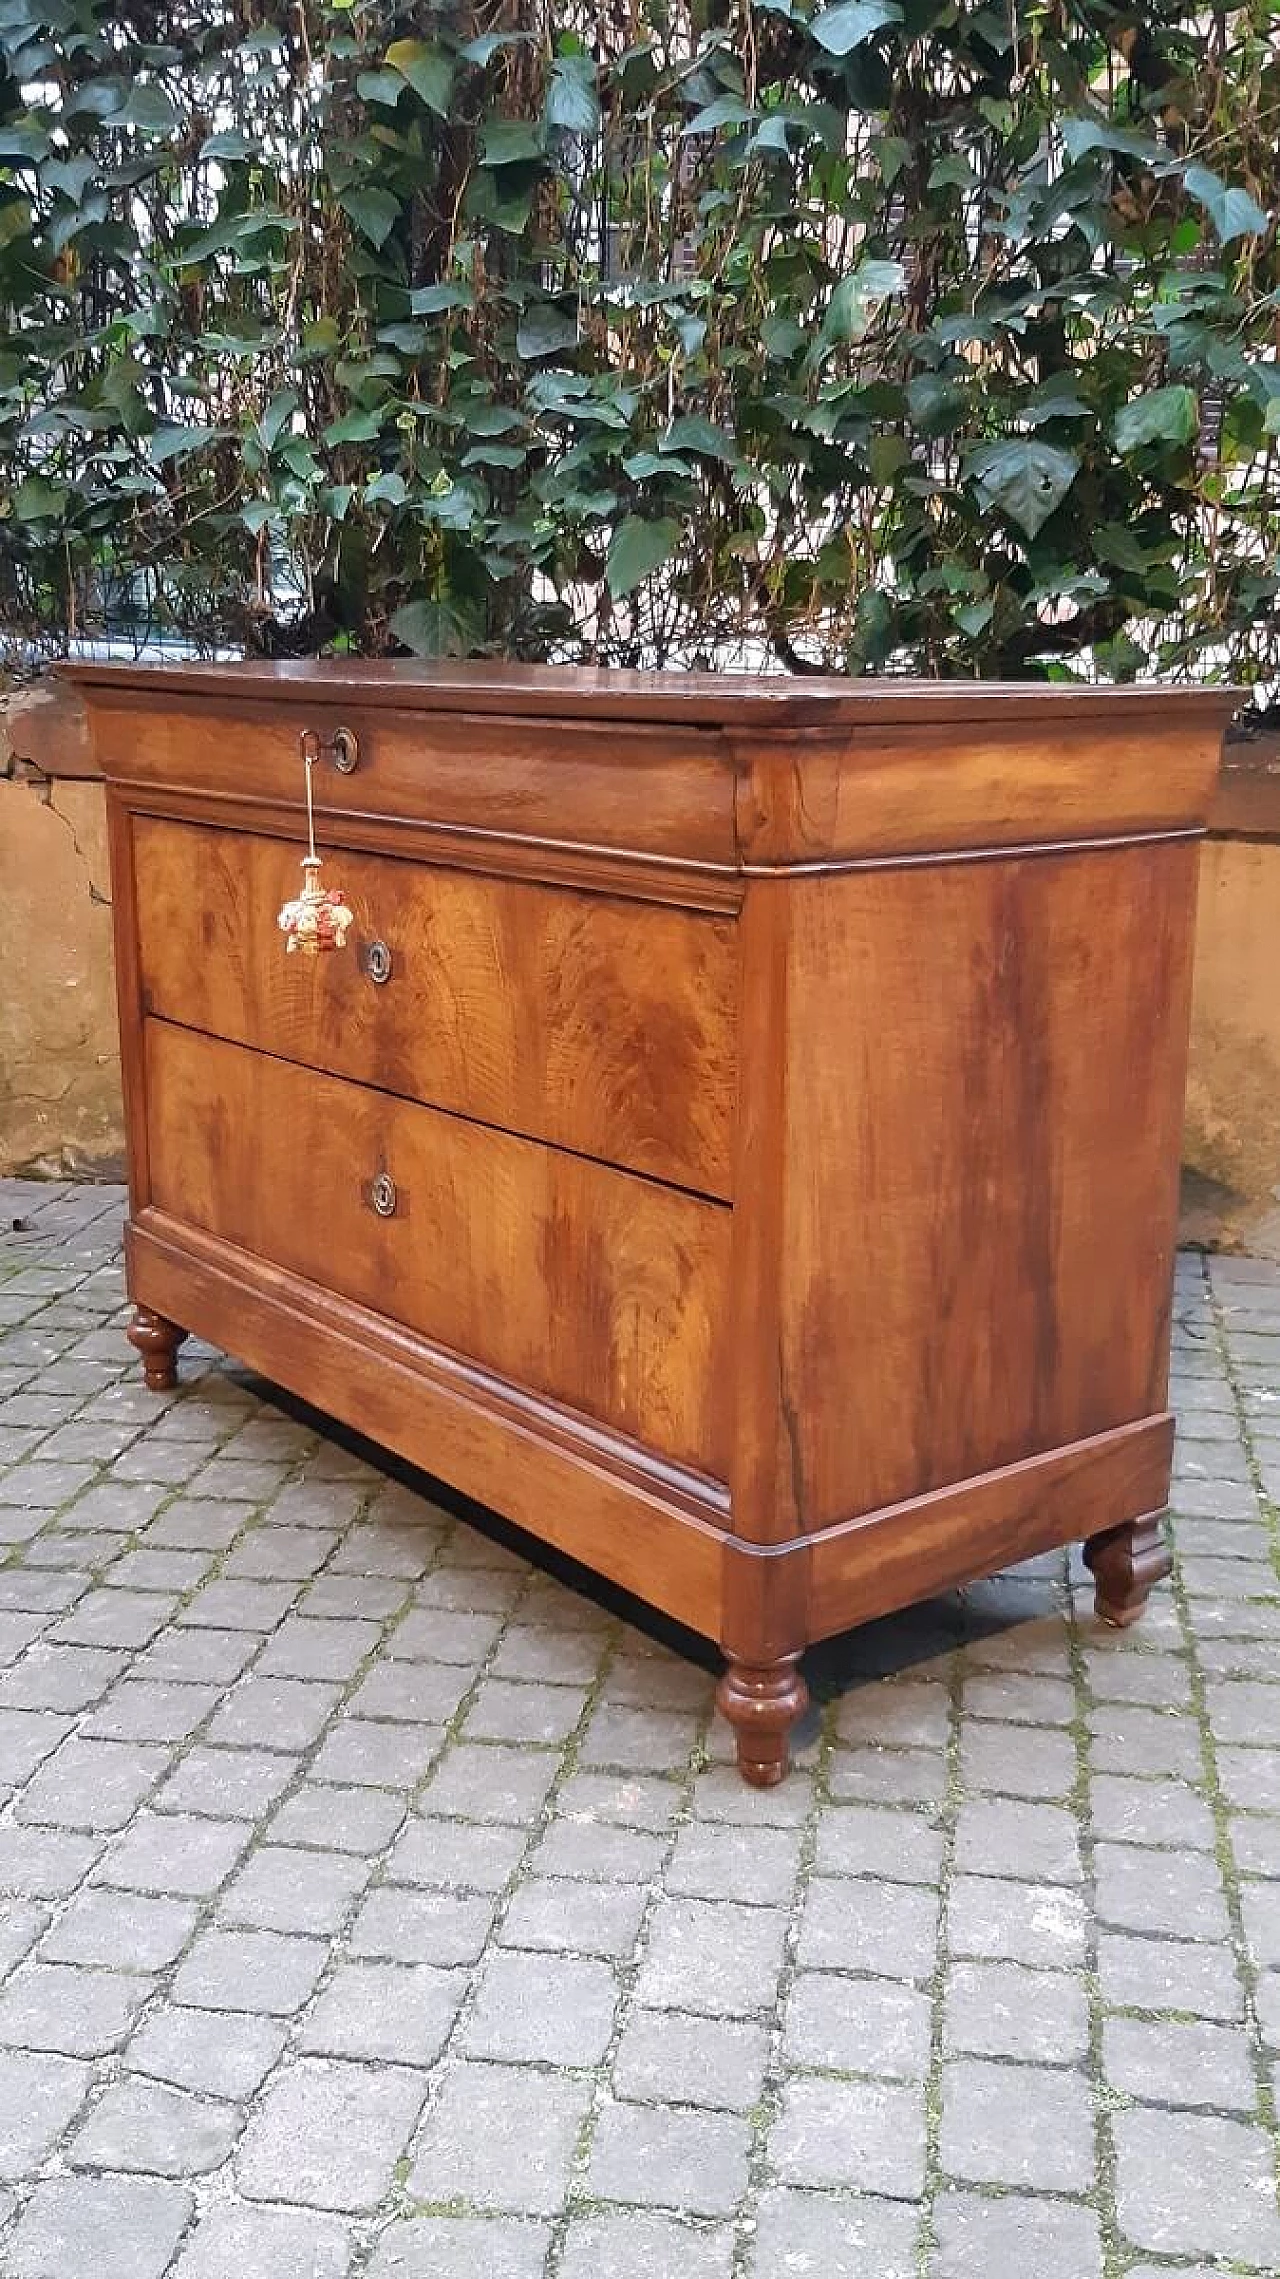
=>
[0,0,1275,688]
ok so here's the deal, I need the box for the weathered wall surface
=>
[0,688,123,1175]
[0,777,123,1177]
[2,679,1277,1251]
[1183,826,1280,1258]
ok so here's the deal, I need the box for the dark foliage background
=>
[0,0,1275,687]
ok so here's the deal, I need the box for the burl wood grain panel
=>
[132,815,737,1198]
[144,1020,731,1478]
[774,839,1199,1526]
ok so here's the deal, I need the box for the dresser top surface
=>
[62,656,1241,731]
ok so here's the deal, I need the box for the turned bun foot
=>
[1084,1513,1171,1628]
[717,1654,809,1786]
[126,1307,188,1392]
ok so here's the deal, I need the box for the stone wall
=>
[3,677,1278,1251]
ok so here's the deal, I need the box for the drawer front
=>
[133,816,737,1199]
[144,1020,731,1478]
[92,694,739,869]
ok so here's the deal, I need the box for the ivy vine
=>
[0,0,1276,688]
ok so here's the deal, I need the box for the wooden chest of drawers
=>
[71,660,1236,1782]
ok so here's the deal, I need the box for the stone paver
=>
[770,2074,927,2197]
[562,2209,733,2279]
[407,2061,590,2213]
[939,2055,1094,2191]
[236,2058,426,2212]
[0,2049,90,2179]
[68,2078,240,2175]
[367,2214,550,2278]
[6,2172,192,2279]
[613,2009,769,2110]
[0,1192,1278,2268]
[929,2190,1104,2278]
[173,2202,354,2279]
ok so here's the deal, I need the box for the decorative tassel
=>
[277,738,354,956]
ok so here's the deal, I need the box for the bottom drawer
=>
[143,1021,730,1477]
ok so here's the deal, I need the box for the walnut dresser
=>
[69,661,1237,1784]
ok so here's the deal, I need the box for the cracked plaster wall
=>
[0,689,123,1175]
[1183,836,1280,1259]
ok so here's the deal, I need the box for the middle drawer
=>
[132,814,737,1198]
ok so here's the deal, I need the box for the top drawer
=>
[89,695,739,872]
[130,814,737,1199]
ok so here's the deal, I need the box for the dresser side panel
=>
[103,792,152,1220]
[775,838,1200,1527]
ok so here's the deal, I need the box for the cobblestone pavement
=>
[1,1183,1280,2276]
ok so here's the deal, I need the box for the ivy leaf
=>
[460,31,530,64]
[461,441,528,467]
[385,39,453,116]
[410,283,474,315]
[673,311,707,357]
[967,440,1080,537]
[323,407,383,444]
[0,123,47,164]
[1113,386,1199,452]
[905,373,967,434]
[606,514,682,597]
[762,312,805,359]
[822,259,904,341]
[516,303,579,359]
[1182,163,1269,245]
[481,119,545,166]
[148,423,227,462]
[339,187,400,248]
[278,435,320,480]
[10,476,69,520]
[624,450,695,478]
[954,599,995,636]
[420,479,483,530]
[683,94,755,136]
[1061,117,1164,165]
[1022,377,1091,425]
[662,414,740,462]
[199,129,255,161]
[356,70,406,108]
[454,401,523,435]
[43,155,96,199]
[390,596,484,655]
[66,80,125,120]
[1094,522,1157,573]
[260,388,299,451]
[378,322,429,353]
[809,0,902,55]
[113,84,179,132]
[546,54,599,136]
[752,115,795,153]
[868,432,909,482]
[929,153,977,191]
